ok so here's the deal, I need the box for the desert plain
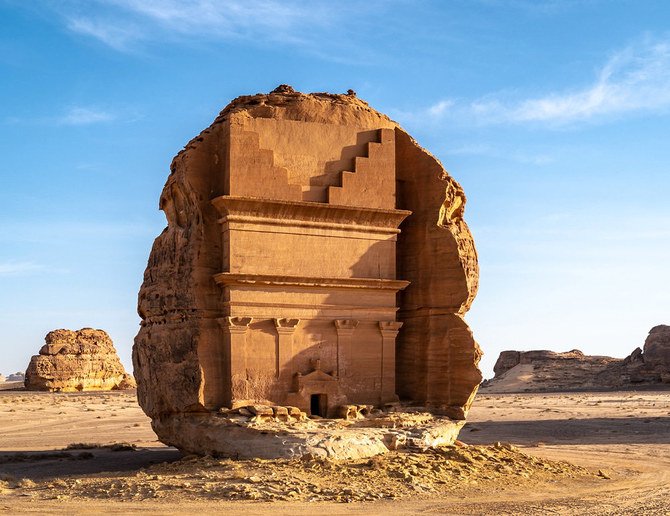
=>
[1,383,668,514]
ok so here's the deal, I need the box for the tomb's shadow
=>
[462,416,670,446]
[0,447,181,481]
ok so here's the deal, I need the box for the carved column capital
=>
[379,320,403,338]
[274,318,300,335]
[334,319,359,336]
[217,316,253,334]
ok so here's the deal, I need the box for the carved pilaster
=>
[217,317,253,384]
[274,318,299,379]
[379,321,402,403]
[334,319,359,378]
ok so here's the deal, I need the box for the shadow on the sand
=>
[462,416,670,446]
[0,447,182,480]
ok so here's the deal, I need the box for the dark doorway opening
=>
[310,394,328,417]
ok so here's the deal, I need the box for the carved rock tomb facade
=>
[133,87,482,453]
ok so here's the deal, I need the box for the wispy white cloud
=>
[4,105,135,127]
[0,261,44,276]
[66,16,140,51]
[57,0,344,52]
[413,36,670,127]
[426,99,454,118]
[57,106,116,125]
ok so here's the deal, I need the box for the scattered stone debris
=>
[597,469,612,480]
[0,444,594,503]
[156,405,467,459]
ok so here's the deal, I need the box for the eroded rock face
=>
[133,86,481,456]
[642,325,670,369]
[25,328,135,392]
[483,325,670,392]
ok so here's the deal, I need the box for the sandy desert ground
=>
[1,385,669,515]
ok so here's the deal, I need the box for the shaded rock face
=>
[483,325,670,392]
[25,329,135,392]
[643,325,670,369]
[133,87,481,456]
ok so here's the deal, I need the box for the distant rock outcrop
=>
[482,325,670,392]
[6,372,25,382]
[25,328,135,392]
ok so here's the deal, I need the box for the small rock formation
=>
[0,374,5,382]
[6,372,25,382]
[25,328,135,392]
[133,86,481,457]
[482,325,670,392]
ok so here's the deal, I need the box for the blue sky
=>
[1,0,668,378]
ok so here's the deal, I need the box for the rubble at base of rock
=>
[152,405,466,460]
[7,443,592,503]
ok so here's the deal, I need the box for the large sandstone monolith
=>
[133,86,482,456]
[25,328,135,392]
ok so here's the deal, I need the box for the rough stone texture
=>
[133,86,481,456]
[154,408,465,459]
[642,325,670,370]
[482,325,670,392]
[25,329,135,392]
[492,350,522,377]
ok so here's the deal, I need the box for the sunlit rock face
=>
[133,86,482,455]
[25,328,135,392]
[483,325,670,393]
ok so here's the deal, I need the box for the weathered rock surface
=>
[154,408,465,459]
[133,86,481,456]
[25,329,135,392]
[482,325,670,392]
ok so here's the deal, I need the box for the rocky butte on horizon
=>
[132,85,483,458]
[24,328,136,392]
[482,324,670,393]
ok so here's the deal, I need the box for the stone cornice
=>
[214,272,409,291]
[212,195,411,232]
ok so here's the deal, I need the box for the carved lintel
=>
[334,319,359,336]
[379,320,403,338]
[217,316,253,334]
[274,318,300,335]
